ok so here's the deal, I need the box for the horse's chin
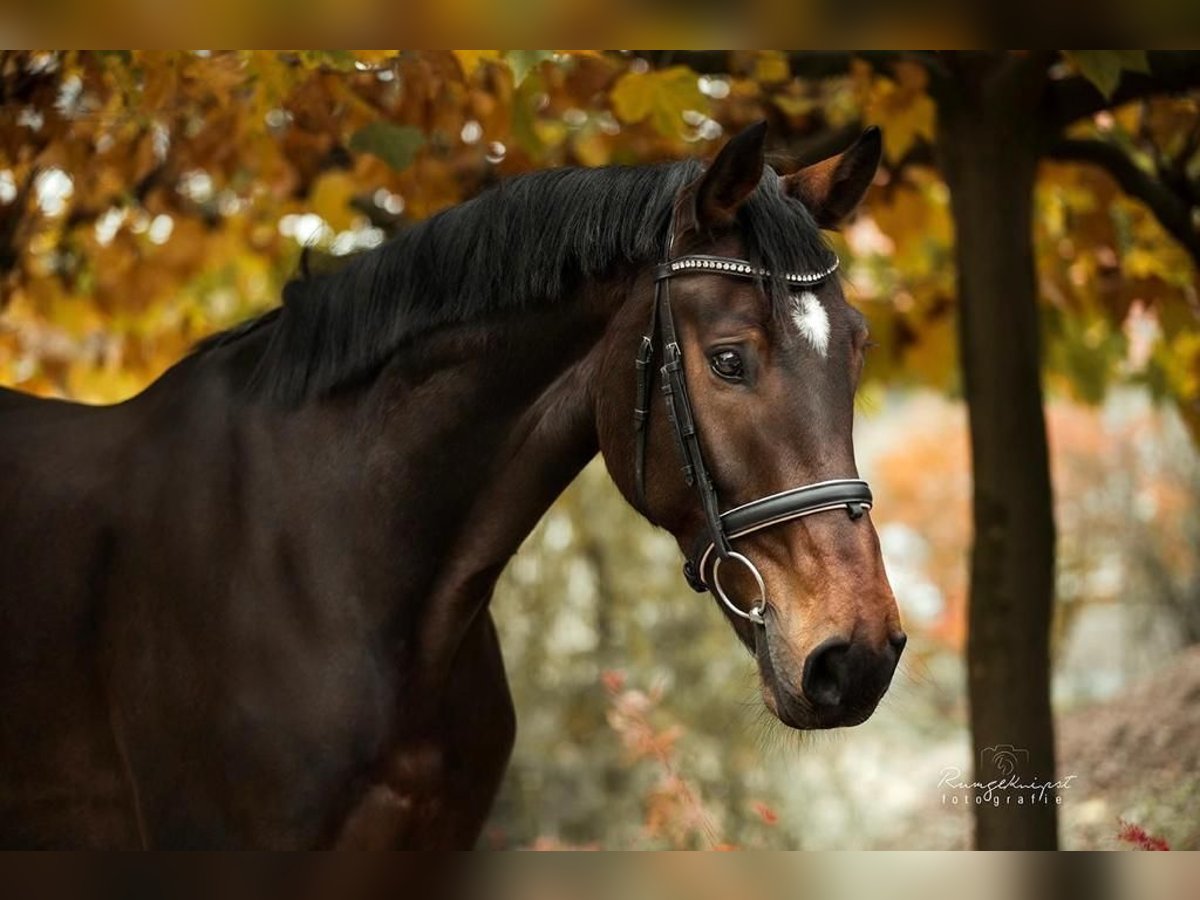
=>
[752,628,877,731]
[752,628,813,729]
[757,677,876,730]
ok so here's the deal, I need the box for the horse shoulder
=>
[332,613,516,849]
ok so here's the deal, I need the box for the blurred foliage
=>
[489,461,823,849]
[867,393,1200,661]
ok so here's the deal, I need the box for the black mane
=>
[200,161,834,404]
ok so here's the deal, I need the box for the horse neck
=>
[356,285,624,675]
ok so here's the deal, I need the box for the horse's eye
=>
[710,348,744,381]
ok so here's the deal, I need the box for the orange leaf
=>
[752,801,779,826]
[601,669,626,694]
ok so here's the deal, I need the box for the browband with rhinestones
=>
[654,254,839,286]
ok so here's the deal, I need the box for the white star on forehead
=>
[790,291,830,357]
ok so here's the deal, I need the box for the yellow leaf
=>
[772,94,818,118]
[1065,51,1149,99]
[871,182,953,278]
[454,51,501,78]
[862,61,936,162]
[246,50,295,121]
[572,130,612,167]
[610,66,706,137]
[49,291,105,338]
[533,119,567,148]
[1122,246,1170,281]
[904,306,959,388]
[753,51,791,84]
[1162,330,1200,400]
[309,171,359,232]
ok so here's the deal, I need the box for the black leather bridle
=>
[633,234,874,626]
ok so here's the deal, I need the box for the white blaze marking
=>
[791,291,830,357]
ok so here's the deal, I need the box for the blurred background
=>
[1,50,1198,849]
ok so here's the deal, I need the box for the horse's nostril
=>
[802,637,851,708]
[889,631,908,655]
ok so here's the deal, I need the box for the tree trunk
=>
[936,56,1058,849]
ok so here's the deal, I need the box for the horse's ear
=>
[686,120,767,232]
[782,126,882,229]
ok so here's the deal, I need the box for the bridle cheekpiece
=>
[633,228,873,626]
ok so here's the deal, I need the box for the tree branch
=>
[1044,51,1200,131]
[1046,137,1200,268]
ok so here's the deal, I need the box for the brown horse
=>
[0,122,903,848]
